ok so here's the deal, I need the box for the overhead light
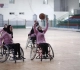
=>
[71,9,74,15]
[43,0,48,4]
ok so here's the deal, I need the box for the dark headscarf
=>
[30,22,39,34]
[30,28,34,34]
[37,26,43,33]
[3,24,8,32]
[3,28,7,32]
[38,29,43,33]
[7,25,13,38]
[36,22,39,26]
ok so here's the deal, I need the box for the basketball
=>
[39,13,45,20]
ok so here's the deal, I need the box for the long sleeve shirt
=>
[0,31,13,46]
[34,22,48,44]
[0,29,4,34]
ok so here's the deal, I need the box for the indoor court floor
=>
[0,28,80,70]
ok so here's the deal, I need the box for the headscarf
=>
[3,28,7,32]
[30,21,39,34]
[7,25,13,38]
[37,26,43,33]
[3,24,8,32]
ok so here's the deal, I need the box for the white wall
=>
[0,0,54,20]
[31,0,54,20]
[0,0,69,21]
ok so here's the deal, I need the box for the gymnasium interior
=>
[0,0,80,70]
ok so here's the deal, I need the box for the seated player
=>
[0,25,24,59]
[28,21,39,44]
[34,17,49,58]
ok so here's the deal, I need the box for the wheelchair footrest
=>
[36,55,52,59]
[9,56,26,61]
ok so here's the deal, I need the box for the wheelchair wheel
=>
[0,45,9,63]
[9,46,24,63]
[14,47,24,63]
[30,44,37,60]
[26,37,32,49]
[48,44,54,61]
[20,47,24,62]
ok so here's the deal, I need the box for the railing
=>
[57,13,69,21]
[1,19,54,28]
[0,15,80,29]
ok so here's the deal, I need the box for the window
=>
[9,0,15,4]
[9,12,15,15]
[19,12,24,15]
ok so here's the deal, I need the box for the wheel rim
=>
[26,40,32,48]
[0,46,9,63]
[30,45,37,60]
[20,47,24,58]
[48,45,54,59]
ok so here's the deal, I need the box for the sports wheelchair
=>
[26,36,36,49]
[30,42,54,61]
[0,44,24,63]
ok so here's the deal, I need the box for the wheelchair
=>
[26,36,36,49]
[0,44,24,63]
[30,42,54,61]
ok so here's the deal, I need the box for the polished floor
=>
[0,29,80,70]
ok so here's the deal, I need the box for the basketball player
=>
[28,21,39,44]
[0,25,24,59]
[34,17,49,58]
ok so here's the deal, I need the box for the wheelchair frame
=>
[30,43,54,61]
[26,36,36,49]
[26,36,33,49]
[0,44,24,63]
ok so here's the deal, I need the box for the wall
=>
[0,0,54,20]
[0,0,69,21]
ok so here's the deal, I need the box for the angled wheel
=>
[26,37,32,49]
[20,47,25,62]
[30,44,37,60]
[48,44,54,61]
[0,45,9,63]
[26,37,30,49]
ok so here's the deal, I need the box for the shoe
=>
[17,56,26,60]
[16,57,22,60]
[13,56,16,60]
[23,57,26,59]
[20,56,26,59]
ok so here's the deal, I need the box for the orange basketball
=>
[39,13,45,20]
